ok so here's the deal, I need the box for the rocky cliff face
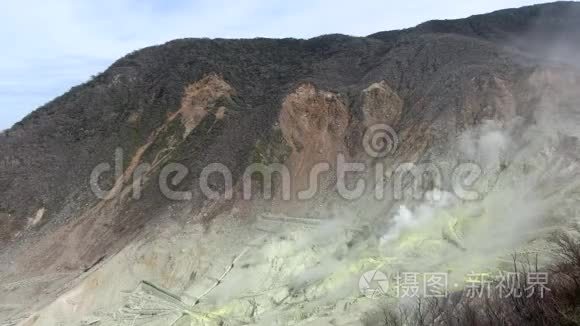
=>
[1,2,580,325]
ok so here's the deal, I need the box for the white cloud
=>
[0,0,547,130]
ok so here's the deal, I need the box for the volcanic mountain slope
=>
[1,1,580,325]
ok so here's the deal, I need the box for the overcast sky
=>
[0,0,549,130]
